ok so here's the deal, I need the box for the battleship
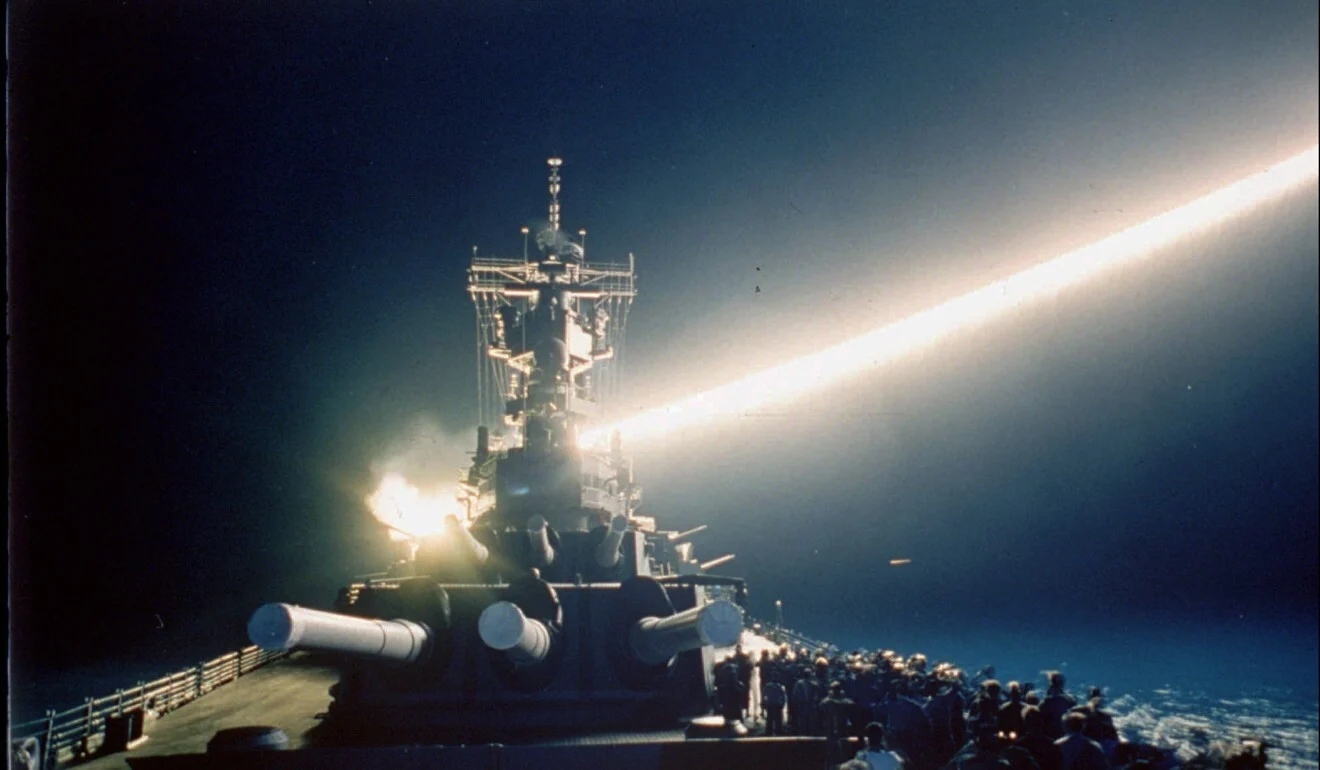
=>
[12,159,833,770]
[10,160,1287,770]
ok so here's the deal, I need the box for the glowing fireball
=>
[365,473,464,540]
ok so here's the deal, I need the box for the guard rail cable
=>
[742,615,838,656]
[10,644,289,768]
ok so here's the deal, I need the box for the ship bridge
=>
[464,159,638,533]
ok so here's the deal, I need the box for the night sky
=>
[10,1,1317,701]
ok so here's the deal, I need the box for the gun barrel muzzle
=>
[699,553,736,571]
[628,600,743,666]
[594,515,629,569]
[526,515,555,568]
[667,524,708,542]
[478,601,553,664]
[247,603,429,664]
[445,515,489,564]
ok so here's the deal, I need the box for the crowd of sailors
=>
[713,644,1194,770]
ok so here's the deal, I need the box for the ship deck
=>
[70,647,832,770]
[76,653,338,769]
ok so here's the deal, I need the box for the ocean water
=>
[815,614,1319,769]
[1110,688,1318,770]
[10,653,214,729]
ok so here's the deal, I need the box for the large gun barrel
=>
[666,524,708,542]
[478,601,553,664]
[594,515,628,569]
[699,553,736,571]
[526,515,555,568]
[628,600,742,666]
[445,515,489,564]
[248,603,430,664]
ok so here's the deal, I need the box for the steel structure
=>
[465,158,638,524]
[468,160,635,439]
[238,159,747,749]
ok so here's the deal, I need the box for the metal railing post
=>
[13,640,294,761]
[83,696,95,755]
[43,709,56,768]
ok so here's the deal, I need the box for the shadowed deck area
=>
[64,644,834,770]
[75,654,337,770]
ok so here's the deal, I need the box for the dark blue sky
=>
[10,0,1317,690]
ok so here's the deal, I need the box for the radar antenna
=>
[547,157,563,234]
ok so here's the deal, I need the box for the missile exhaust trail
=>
[581,145,1319,448]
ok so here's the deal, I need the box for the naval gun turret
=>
[248,159,749,744]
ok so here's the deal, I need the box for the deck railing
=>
[743,615,836,655]
[10,644,288,768]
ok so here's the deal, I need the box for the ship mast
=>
[465,158,638,528]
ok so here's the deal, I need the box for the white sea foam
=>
[1107,687,1318,770]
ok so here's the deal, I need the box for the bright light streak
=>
[581,146,1319,448]
[889,558,913,567]
[365,473,464,540]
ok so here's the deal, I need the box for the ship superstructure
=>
[19,159,831,770]
[243,159,749,745]
[463,156,639,536]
